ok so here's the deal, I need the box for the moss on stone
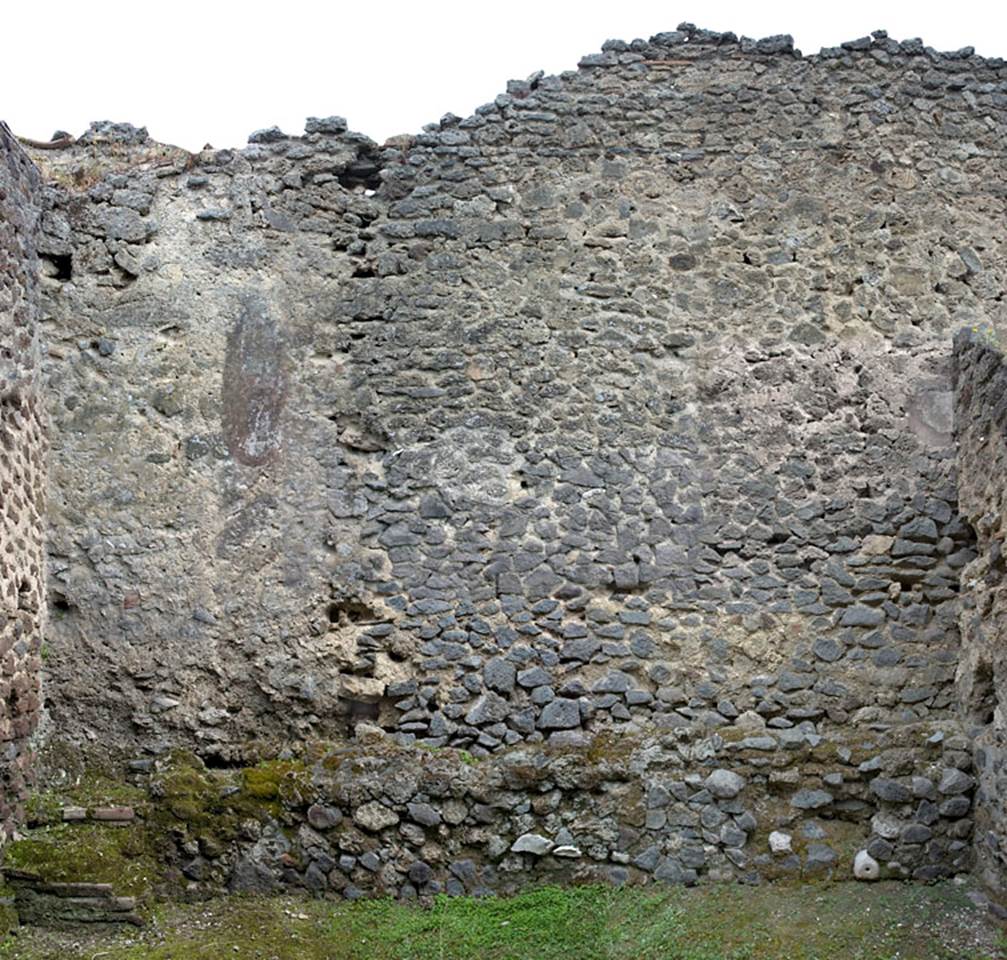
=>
[0,901,17,939]
[23,793,62,829]
[582,730,640,766]
[241,759,311,806]
[3,822,160,900]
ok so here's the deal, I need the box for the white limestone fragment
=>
[553,845,582,858]
[511,833,553,855]
[769,831,792,855]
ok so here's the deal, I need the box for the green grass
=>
[0,881,1003,960]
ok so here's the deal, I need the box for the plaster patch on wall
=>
[222,295,289,467]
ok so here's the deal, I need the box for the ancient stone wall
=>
[0,123,45,840]
[13,25,1007,888]
[953,330,1007,898]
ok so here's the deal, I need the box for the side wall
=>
[954,330,1007,897]
[0,123,44,840]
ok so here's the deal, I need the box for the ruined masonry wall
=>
[953,331,1007,897]
[13,25,1007,888]
[0,123,44,840]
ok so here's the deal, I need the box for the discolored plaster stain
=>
[907,385,954,449]
[221,295,289,466]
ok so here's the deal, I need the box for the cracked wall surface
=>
[0,122,44,840]
[7,24,1007,888]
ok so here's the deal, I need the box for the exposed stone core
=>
[2,23,1007,895]
[953,331,1007,898]
[0,122,44,840]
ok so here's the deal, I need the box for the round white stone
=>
[854,849,880,881]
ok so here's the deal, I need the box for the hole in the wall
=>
[341,697,386,737]
[16,577,34,611]
[338,145,383,192]
[969,659,997,726]
[352,265,376,279]
[344,699,380,721]
[50,593,74,615]
[201,752,247,770]
[41,253,72,281]
[328,598,378,627]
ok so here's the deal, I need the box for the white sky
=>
[4,0,1006,151]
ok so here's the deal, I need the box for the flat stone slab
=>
[91,806,135,822]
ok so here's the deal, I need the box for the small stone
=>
[840,605,884,627]
[805,844,837,870]
[867,837,894,860]
[861,535,893,556]
[408,861,434,885]
[959,247,983,275]
[91,806,135,822]
[654,857,695,884]
[465,692,510,726]
[305,116,348,135]
[812,637,843,662]
[769,831,793,855]
[790,789,832,810]
[717,699,740,719]
[911,777,936,799]
[517,666,551,688]
[62,806,87,821]
[511,833,553,855]
[704,769,746,799]
[248,126,287,143]
[870,778,911,803]
[406,802,441,827]
[483,657,516,694]
[871,812,902,840]
[353,801,399,832]
[307,804,342,830]
[633,846,661,872]
[901,823,933,844]
[195,208,231,222]
[898,517,939,543]
[553,845,582,858]
[854,850,880,880]
[938,769,975,795]
[538,698,582,730]
[938,796,971,818]
[734,711,766,732]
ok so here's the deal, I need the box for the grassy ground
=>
[0,881,1003,960]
